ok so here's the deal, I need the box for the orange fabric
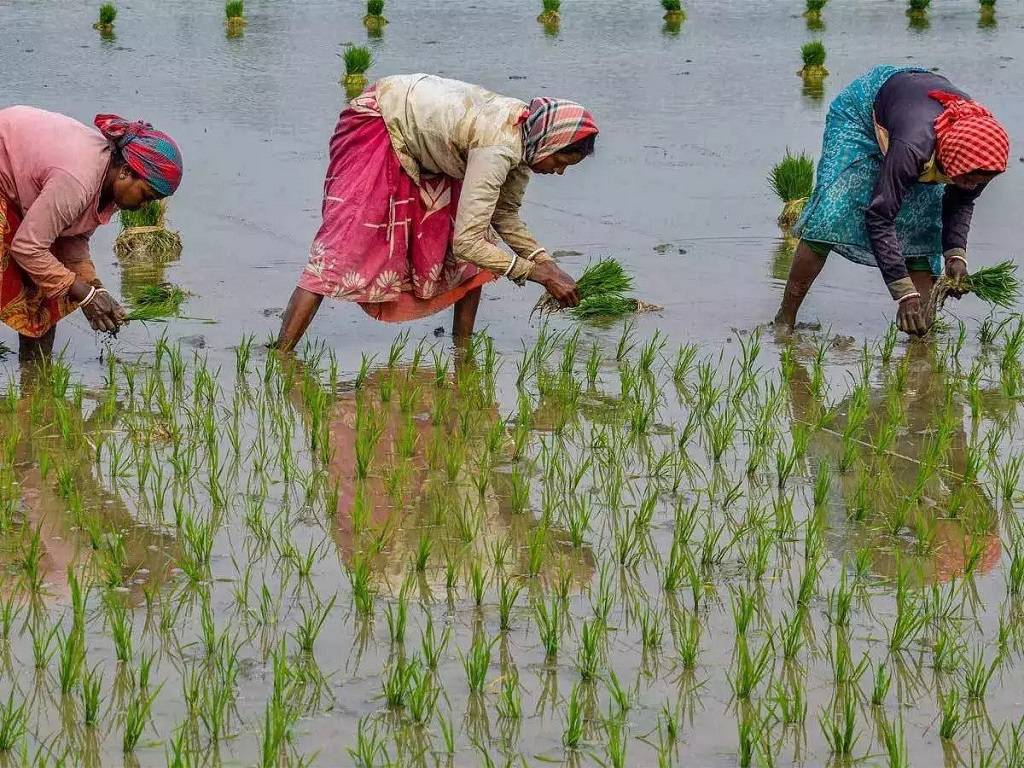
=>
[0,197,97,337]
[359,270,495,322]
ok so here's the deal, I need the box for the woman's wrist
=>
[67,279,92,303]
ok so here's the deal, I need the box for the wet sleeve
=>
[9,172,91,299]
[454,147,535,282]
[941,182,986,260]
[864,139,926,300]
[492,165,552,266]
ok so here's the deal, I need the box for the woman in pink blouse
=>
[0,107,183,361]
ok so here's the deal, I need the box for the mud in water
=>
[1,1,1024,765]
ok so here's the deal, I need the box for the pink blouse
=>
[0,106,117,298]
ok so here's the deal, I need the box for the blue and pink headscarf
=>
[520,98,599,165]
[94,114,183,198]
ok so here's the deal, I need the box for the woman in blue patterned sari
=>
[775,65,1009,336]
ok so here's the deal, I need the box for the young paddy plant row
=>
[0,312,1023,764]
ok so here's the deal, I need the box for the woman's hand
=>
[69,280,127,333]
[945,257,969,299]
[896,295,929,337]
[528,261,579,307]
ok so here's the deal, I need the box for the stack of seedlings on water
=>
[225,0,246,35]
[804,0,827,29]
[537,0,561,26]
[114,200,182,260]
[94,3,116,33]
[799,40,828,81]
[979,0,996,27]
[363,0,388,32]
[925,260,1020,327]
[907,0,930,27]
[341,45,373,98]
[769,150,814,230]
[661,0,685,23]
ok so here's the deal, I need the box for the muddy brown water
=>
[2,1,1024,766]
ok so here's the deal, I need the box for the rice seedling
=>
[730,638,774,700]
[562,682,585,749]
[81,665,103,726]
[799,41,828,81]
[880,714,910,768]
[536,596,561,659]
[819,694,859,756]
[927,261,1020,326]
[124,282,189,322]
[462,634,494,693]
[0,690,27,751]
[498,578,522,632]
[979,0,997,26]
[123,685,161,752]
[804,0,827,17]
[94,3,116,32]
[381,656,418,708]
[341,45,373,94]
[497,669,522,720]
[907,0,931,17]
[535,258,657,319]
[938,688,971,741]
[963,647,999,700]
[576,619,604,681]
[419,614,450,670]
[538,0,561,25]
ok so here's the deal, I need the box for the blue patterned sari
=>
[794,65,944,276]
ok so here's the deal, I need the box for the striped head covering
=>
[93,114,183,197]
[929,90,1009,179]
[520,97,599,165]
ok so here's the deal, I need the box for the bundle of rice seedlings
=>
[114,201,182,261]
[533,258,660,319]
[925,260,1020,325]
[123,283,190,322]
[364,0,388,28]
[661,0,685,22]
[94,3,116,32]
[225,0,246,33]
[979,0,996,25]
[538,0,561,24]
[907,0,930,20]
[342,45,373,94]
[769,150,814,229]
[799,41,828,79]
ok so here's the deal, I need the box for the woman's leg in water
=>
[275,287,324,352]
[452,287,482,347]
[18,328,56,364]
[775,240,829,330]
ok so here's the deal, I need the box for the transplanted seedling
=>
[769,150,814,229]
[225,0,246,35]
[661,0,685,22]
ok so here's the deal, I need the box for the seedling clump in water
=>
[364,0,388,31]
[94,3,116,33]
[225,0,246,34]
[661,0,685,22]
[537,0,561,25]
[114,200,182,260]
[342,45,373,96]
[533,258,660,318]
[799,40,828,80]
[769,150,814,229]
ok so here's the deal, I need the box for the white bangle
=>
[525,247,546,262]
[78,286,98,308]
[896,291,921,305]
[503,254,519,278]
[945,253,968,269]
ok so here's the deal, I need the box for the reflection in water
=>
[785,342,1003,584]
[770,235,797,282]
[0,363,175,606]
[296,363,595,597]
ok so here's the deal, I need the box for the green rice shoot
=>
[806,0,827,11]
[124,283,189,322]
[964,261,1019,308]
[225,1,244,20]
[98,3,116,25]
[661,0,682,12]
[769,151,814,204]
[367,0,385,15]
[801,41,826,67]
[343,46,373,75]
[119,201,165,230]
[979,0,995,8]
[908,0,930,10]
[574,258,634,300]
[542,0,561,13]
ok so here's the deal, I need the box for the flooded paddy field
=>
[2,0,1024,766]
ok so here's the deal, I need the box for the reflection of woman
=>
[776,67,1009,336]
[0,109,183,359]
[0,370,175,604]
[785,344,1000,583]
[275,74,599,350]
[295,366,594,594]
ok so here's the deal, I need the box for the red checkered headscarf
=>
[94,114,183,198]
[520,98,599,165]
[929,90,1009,179]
